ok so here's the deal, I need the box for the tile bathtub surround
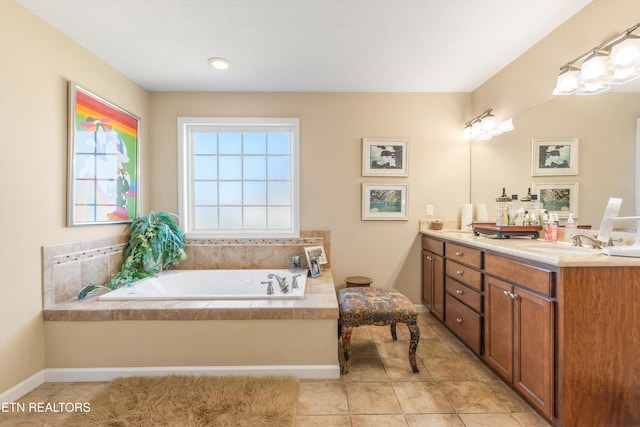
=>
[2,313,552,427]
[42,230,330,309]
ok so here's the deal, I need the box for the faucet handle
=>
[261,280,274,295]
[291,274,301,289]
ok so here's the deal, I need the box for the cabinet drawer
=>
[446,277,482,312]
[422,236,444,256]
[446,260,482,291]
[446,243,482,268]
[485,253,554,296]
[445,294,482,354]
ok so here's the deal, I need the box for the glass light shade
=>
[607,36,640,71]
[462,125,473,140]
[497,118,514,133]
[609,67,640,85]
[471,121,482,137]
[477,133,492,141]
[481,115,497,133]
[576,81,611,95]
[578,54,613,84]
[553,68,581,95]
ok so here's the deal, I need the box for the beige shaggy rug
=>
[65,375,300,427]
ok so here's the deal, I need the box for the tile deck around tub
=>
[43,270,338,321]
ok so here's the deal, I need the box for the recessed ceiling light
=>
[208,57,231,70]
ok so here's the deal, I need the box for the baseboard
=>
[415,304,428,313]
[44,364,341,383]
[0,370,45,403]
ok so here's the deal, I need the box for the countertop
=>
[420,227,640,267]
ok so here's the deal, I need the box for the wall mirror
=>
[470,90,640,227]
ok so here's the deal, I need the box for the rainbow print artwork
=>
[69,83,139,225]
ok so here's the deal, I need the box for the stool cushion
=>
[338,287,418,326]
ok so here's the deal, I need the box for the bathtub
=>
[99,269,308,301]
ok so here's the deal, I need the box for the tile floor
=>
[0,313,552,426]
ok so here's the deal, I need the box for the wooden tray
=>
[472,222,542,239]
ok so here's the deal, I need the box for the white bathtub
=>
[99,269,308,301]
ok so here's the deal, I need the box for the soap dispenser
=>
[566,214,577,229]
[495,188,511,226]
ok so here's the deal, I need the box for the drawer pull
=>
[456,317,463,324]
[455,289,464,295]
[456,270,463,276]
[455,251,463,256]
[503,290,518,299]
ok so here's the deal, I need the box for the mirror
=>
[470,91,640,228]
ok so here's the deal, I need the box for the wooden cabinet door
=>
[513,286,554,418]
[431,253,445,321]
[484,276,513,380]
[422,251,433,308]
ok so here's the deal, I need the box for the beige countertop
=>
[420,227,640,267]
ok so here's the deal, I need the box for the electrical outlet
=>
[426,204,434,216]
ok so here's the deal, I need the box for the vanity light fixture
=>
[461,109,514,141]
[207,57,232,70]
[553,22,640,96]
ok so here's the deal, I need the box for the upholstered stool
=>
[337,287,420,374]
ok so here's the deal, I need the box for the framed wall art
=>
[362,183,408,220]
[532,138,578,176]
[532,182,579,218]
[68,82,140,226]
[362,138,409,176]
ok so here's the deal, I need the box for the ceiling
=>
[17,0,594,93]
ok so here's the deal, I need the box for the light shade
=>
[461,110,514,141]
[553,68,581,95]
[578,53,613,85]
[607,36,640,72]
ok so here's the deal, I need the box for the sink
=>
[519,244,601,255]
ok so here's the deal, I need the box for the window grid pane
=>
[181,118,298,236]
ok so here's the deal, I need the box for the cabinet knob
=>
[455,251,463,256]
[456,270,463,276]
[504,290,510,297]
[426,255,432,261]
[456,317,463,324]
[456,289,464,295]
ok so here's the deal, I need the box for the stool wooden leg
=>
[390,320,398,340]
[408,323,420,373]
[341,323,353,374]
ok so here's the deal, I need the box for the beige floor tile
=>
[381,357,432,381]
[458,412,523,426]
[421,355,478,381]
[512,411,553,427]
[406,413,466,427]
[374,339,412,359]
[348,340,379,359]
[295,414,351,427]
[351,414,408,427]
[415,337,457,358]
[462,356,499,382]
[481,379,536,413]
[297,382,349,415]
[437,381,508,413]
[343,358,389,382]
[392,381,454,414]
[346,382,402,415]
[368,324,399,340]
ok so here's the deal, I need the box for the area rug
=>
[65,375,300,427]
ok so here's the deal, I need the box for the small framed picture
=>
[532,138,578,176]
[308,258,321,278]
[532,182,579,219]
[362,183,408,221]
[304,246,327,265]
[362,138,409,176]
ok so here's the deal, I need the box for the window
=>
[177,117,300,238]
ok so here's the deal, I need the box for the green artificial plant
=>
[108,211,187,289]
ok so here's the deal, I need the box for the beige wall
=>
[471,0,640,225]
[0,1,149,394]
[149,92,471,300]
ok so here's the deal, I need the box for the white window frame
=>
[177,117,300,238]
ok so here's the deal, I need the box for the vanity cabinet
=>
[484,253,554,419]
[421,236,444,321]
[421,232,640,427]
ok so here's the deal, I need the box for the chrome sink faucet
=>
[571,234,603,249]
[267,273,289,293]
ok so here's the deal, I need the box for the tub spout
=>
[267,273,289,293]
